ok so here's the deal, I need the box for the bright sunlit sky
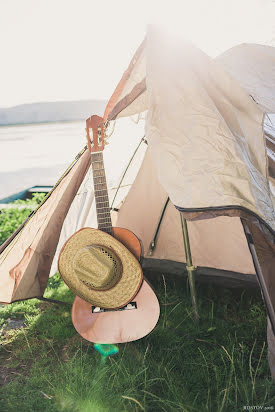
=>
[0,0,274,108]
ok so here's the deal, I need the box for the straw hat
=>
[58,228,143,309]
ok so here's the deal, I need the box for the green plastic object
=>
[94,343,119,364]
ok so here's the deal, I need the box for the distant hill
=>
[0,100,107,126]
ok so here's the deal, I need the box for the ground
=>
[0,273,274,412]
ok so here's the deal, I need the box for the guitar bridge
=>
[91,302,137,313]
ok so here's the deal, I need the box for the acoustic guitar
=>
[71,115,160,344]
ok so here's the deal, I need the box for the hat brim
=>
[58,228,143,309]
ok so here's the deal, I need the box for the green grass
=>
[0,274,274,412]
[0,192,46,245]
[0,194,274,411]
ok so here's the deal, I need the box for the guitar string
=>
[91,154,113,232]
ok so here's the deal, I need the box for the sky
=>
[0,0,274,108]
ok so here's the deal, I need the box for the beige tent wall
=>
[0,150,91,303]
[144,28,274,231]
[216,44,275,113]
[114,149,255,276]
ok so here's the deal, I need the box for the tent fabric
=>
[107,79,146,121]
[265,114,275,182]
[0,150,91,303]
[104,41,146,122]
[106,41,275,122]
[216,44,275,113]
[104,31,275,232]
[113,149,256,274]
[144,28,274,231]
[103,29,275,338]
[105,42,147,121]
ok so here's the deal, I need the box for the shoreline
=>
[0,118,85,128]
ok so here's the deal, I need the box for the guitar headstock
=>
[86,115,106,153]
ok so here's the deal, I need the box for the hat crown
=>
[73,245,121,291]
[58,228,143,309]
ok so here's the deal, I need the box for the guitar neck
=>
[91,152,112,235]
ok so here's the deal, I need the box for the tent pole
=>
[180,213,199,321]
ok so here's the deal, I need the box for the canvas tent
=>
[0,25,274,372]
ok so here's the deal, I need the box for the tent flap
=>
[0,149,91,303]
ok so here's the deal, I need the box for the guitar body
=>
[72,227,160,344]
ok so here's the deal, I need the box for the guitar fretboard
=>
[91,152,112,235]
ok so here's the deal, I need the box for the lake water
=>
[0,119,145,200]
[1,114,273,201]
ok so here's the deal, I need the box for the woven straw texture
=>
[74,245,122,291]
[58,228,143,309]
